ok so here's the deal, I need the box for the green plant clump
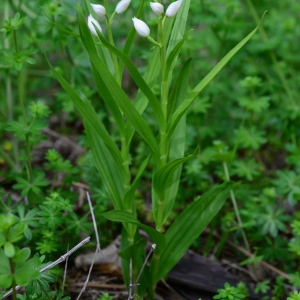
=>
[1,0,300,299]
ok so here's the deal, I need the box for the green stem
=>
[0,147,16,170]
[14,30,34,204]
[149,251,160,299]
[10,261,17,300]
[159,17,167,122]
[17,71,27,123]
[0,197,10,213]
[105,15,120,84]
[222,161,250,252]
[5,3,21,173]
[158,16,168,169]
[120,137,130,192]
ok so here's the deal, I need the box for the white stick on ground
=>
[1,236,91,300]
[76,192,102,300]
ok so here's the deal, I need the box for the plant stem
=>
[105,15,120,84]
[10,261,17,300]
[149,251,160,300]
[5,1,21,173]
[159,17,168,124]
[0,147,16,170]
[222,161,250,252]
[14,29,33,205]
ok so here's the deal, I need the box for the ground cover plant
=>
[1,0,300,299]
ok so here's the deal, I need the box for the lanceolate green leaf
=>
[154,182,233,281]
[85,121,124,210]
[123,155,151,211]
[77,5,160,158]
[91,63,125,137]
[102,210,166,250]
[153,147,199,200]
[166,13,267,141]
[48,60,124,173]
[164,32,190,82]
[96,32,165,130]
[166,0,191,56]
[162,59,192,224]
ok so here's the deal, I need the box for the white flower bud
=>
[87,14,102,36]
[91,4,106,18]
[115,0,131,14]
[166,0,183,17]
[132,17,150,37]
[150,2,164,16]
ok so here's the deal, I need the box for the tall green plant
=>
[49,1,264,297]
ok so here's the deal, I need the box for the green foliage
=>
[97,293,113,300]
[213,282,246,300]
[288,290,300,300]
[13,173,49,196]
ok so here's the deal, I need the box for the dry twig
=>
[76,192,102,300]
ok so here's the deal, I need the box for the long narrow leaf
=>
[102,210,166,251]
[166,12,267,142]
[123,155,151,211]
[91,63,126,136]
[161,59,192,223]
[96,32,165,130]
[47,59,125,173]
[153,147,199,200]
[166,0,191,56]
[152,146,199,226]
[154,182,233,281]
[164,32,190,82]
[85,122,124,210]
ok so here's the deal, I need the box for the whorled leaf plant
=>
[48,0,265,298]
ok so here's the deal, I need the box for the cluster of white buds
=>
[88,0,132,36]
[150,0,183,18]
[133,0,183,38]
[88,0,183,40]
